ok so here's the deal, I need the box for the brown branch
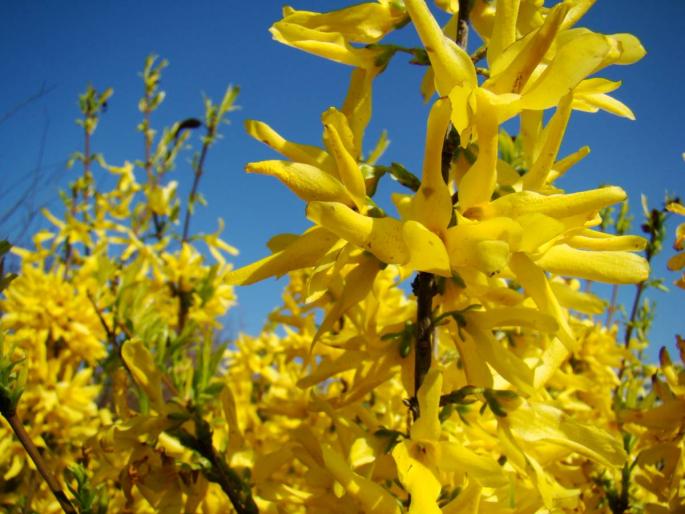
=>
[4,412,76,513]
[456,0,470,50]
[173,413,259,514]
[412,272,437,416]
[412,0,471,418]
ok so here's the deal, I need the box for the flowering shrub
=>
[1,1,683,513]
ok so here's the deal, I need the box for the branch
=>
[3,412,76,513]
[412,272,437,417]
[412,0,471,418]
[172,412,259,514]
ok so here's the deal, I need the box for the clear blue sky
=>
[1,1,683,358]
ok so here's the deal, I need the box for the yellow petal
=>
[435,0,459,14]
[509,252,575,349]
[610,33,646,64]
[666,201,685,216]
[342,68,376,158]
[565,233,647,251]
[561,0,596,29]
[411,368,442,440]
[464,319,534,394]
[455,331,494,389]
[321,107,355,157]
[470,0,495,40]
[121,339,165,412]
[244,120,334,172]
[445,217,521,274]
[441,482,481,514]
[392,442,442,514]
[226,227,340,285]
[307,201,410,264]
[313,257,380,343]
[487,0,521,67]
[321,444,403,514]
[412,98,454,232]
[668,252,685,272]
[550,145,590,180]
[404,0,476,95]
[220,386,244,455]
[534,338,571,389]
[537,244,649,284]
[322,109,366,208]
[573,90,636,120]
[402,220,451,276]
[458,89,500,210]
[520,32,611,110]
[246,160,355,206]
[279,3,406,44]
[508,402,627,467]
[297,351,366,389]
[468,307,558,333]
[469,186,626,220]
[486,3,569,95]
[266,233,300,252]
[522,93,573,191]
[550,281,607,315]
[270,21,381,68]
[438,442,509,487]
[516,213,566,253]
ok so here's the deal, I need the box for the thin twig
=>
[623,282,645,347]
[64,115,92,273]
[0,82,55,126]
[605,284,619,327]
[181,125,215,243]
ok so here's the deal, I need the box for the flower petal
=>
[537,244,649,284]
[247,160,356,206]
[307,201,410,264]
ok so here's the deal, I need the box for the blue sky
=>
[1,1,683,358]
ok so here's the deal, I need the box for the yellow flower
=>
[666,201,685,288]
[392,369,508,512]
[270,2,407,68]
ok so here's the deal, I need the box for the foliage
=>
[1,1,684,513]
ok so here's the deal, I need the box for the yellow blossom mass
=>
[0,1,682,513]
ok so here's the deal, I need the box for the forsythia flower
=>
[666,201,685,288]
[1,1,680,513]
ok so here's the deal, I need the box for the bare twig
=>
[181,127,214,243]
[0,82,55,127]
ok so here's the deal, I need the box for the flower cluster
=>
[0,2,682,514]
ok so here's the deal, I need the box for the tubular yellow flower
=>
[306,201,410,265]
[246,160,358,207]
[270,2,406,69]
